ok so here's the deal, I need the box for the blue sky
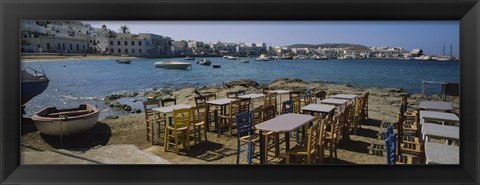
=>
[84,21,459,56]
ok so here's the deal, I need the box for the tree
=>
[107,30,117,38]
[119,25,129,33]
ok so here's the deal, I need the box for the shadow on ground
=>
[40,121,111,150]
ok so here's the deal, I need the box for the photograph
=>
[20,20,460,165]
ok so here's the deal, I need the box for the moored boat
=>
[238,59,250,63]
[225,56,238,60]
[184,56,195,60]
[116,59,131,64]
[31,104,100,136]
[256,54,270,61]
[198,59,212,65]
[154,61,192,69]
[22,66,49,105]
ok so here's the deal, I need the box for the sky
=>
[84,21,459,56]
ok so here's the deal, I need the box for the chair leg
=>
[174,131,179,153]
[275,134,280,157]
[203,125,208,142]
[247,142,253,164]
[286,153,290,164]
[193,126,198,144]
[186,130,190,151]
[163,128,168,151]
[236,140,240,164]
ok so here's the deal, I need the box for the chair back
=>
[195,96,207,106]
[282,100,293,114]
[251,105,264,127]
[143,100,161,119]
[239,98,251,113]
[172,108,192,129]
[342,104,352,134]
[315,91,327,100]
[292,98,301,114]
[262,87,270,94]
[263,92,277,110]
[192,104,208,125]
[263,105,276,121]
[306,121,320,162]
[289,91,302,101]
[227,91,238,99]
[236,90,246,96]
[320,116,330,146]
[362,92,369,119]
[235,112,253,138]
[331,113,343,140]
[354,96,363,118]
[161,97,177,107]
[384,125,397,164]
[229,99,241,117]
[305,88,311,96]
[205,93,217,101]
[304,94,314,105]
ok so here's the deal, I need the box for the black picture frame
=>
[1,0,479,184]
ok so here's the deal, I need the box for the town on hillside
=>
[21,21,456,60]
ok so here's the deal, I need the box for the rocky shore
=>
[21,78,459,164]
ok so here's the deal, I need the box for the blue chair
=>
[235,112,257,164]
[384,124,397,164]
[236,90,246,96]
[305,88,311,96]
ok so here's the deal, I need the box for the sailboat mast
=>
[442,45,445,57]
[450,44,452,57]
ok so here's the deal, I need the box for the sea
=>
[21,57,459,119]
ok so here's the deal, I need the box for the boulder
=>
[224,79,260,88]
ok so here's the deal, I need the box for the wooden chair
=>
[219,99,241,138]
[315,91,327,101]
[226,91,238,99]
[235,112,259,164]
[325,113,342,162]
[262,87,270,94]
[194,96,207,106]
[384,123,417,164]
[191,104,208,144]
[316,117,329,164]
[161,97,177,107]
[263,92,277,114]
[143,100,164,144]
[286,121,320,164]
[362,92,369,120]
[164,108,191,153]
[281,100,294,114]
[289,91,302,101]
[341,104,352,147]
[352,96,364,134]
[239,97,251,113]
[303,94,314,106]
[395,113,424,162]
[263,105,280,162]
[292,98,301,114]
[205,93,217,130]
[236,90,246,96]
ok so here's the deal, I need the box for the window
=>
[76,44,79,51]
[132,49,135,53]
[69,44,72,50]
[62,43,65,50]
[124,41,128,45]
[117,41,120,45]
[46,43,51,50]
[125,49,128,53]
[138,41,142,46]
[57,43,61,49]
[90,40,92,43]
[110,41,113,45]
[83,45,85,50]
[118,49,121,53]
[111,48,114,53]
[139,49,142,53]
[132,41,135,46]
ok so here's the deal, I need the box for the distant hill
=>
[286,43,369,49]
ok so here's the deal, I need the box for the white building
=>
[318,48,338,58]
[108,33,172,57]
[210,42,237,55]
[342,48,371,58]
[171,40,192,55]
[26,36,89,53]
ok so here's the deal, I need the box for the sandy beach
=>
[20,78,459,164]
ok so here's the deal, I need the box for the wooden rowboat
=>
[31,104,100,136]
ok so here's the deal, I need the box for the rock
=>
[106,94,122,101]
[123,105,132,111]
[106,115,119,119]
[271,78,305,84]
[132,109,141,113]
[224,79,260,88]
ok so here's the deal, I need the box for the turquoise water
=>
[22,58,459,117]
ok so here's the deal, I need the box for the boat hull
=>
[154,62,192,69]
[21,70,49,105]
[31,104,99,136]
[116,59,131,64]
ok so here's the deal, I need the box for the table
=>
[419,101,454,112]
[206,98,236,137]
[421,122,459,145]
[152,104,192,144]
[268,90,291,113]
[238,93,265,110]
[319,98,348,112]
[255,113,315,164]
[332,94,358,100]
[425,142,459,164]
[420,110,459,125]
[301,104,336,116]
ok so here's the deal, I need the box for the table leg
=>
[259,130,265,164]
[285,132,290,151]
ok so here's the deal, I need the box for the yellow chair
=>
[325,113,342,162]
[263,105,280,162]
[286,121,320,164]
[192,105,208,144]
[292,98,301,114]
[219,99,241,138]
[164,108,192,153]
[352,96,363,134]
[143,100,165,144]
[263,92,277,114]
